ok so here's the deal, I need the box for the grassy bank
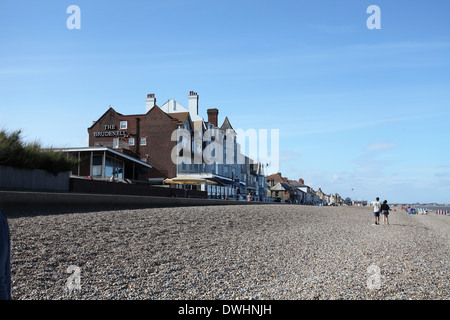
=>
[0,129,77,176]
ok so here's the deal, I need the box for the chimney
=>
[299,178,305,185]
[188,91,199,116]
[145,93,156,113]
[207,108,219,127]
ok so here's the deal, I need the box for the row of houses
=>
[60,90,344,204]
[266,172,343,205]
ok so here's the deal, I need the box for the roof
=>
[89,107,121,130]
[288,180,309,188]
[267,173,288,183]
[271,182,292,191]
[57,147,153,169]
[168,112,190,125]
[159,99,186,114]
[159,99,204,122]
[89,107,148,130]
[220,116,234,131]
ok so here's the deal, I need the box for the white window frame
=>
[120,121,128,129]
[129,138,135,146]
[140,137,147,146]
[113,138,119,149]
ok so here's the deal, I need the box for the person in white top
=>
[373,197,381,225]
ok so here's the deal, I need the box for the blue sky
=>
[1,0,449,203]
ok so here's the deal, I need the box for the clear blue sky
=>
[1,0,449,203]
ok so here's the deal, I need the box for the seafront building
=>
[62,91,267,200]
[57,90,345,203]
[265,173,343,205]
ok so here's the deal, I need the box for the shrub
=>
[0,129,78,176]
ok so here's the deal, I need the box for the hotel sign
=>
[93,124,127,137]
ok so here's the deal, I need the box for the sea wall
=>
[0,165,70,192]
[0,190,269,216]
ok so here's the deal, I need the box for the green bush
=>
[0,129,78,176]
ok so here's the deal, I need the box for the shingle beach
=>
[6,204,449,300]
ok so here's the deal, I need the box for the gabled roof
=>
[159,99,187,114]
[159,98,204,122]
[168,111,195,132]
[220,116,234,131]
[89,107,122,130]
[288,180,309,188]
[168,112,189,125]
[267,173,288,183]
[146,105,180,124]
[271,182,292,191]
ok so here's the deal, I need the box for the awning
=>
[214,177,233,185]
[57,147,153,169]
[211,177,247,187]
[164,175,217,185]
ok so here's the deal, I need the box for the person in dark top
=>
[381,200,390,226]
[0,209,11,300]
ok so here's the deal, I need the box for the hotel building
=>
[64,91,267,199]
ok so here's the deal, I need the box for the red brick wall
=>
[88,108,129,148]
[88,106,179,179]
[140,106,178,178]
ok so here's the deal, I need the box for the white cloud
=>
[365,142,398,152]
[279,149,302,162]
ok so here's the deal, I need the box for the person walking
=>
[381,200,390,225]
[373,197,381,225]
[0,209,11,300]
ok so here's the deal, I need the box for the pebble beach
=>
[6,204,449,300]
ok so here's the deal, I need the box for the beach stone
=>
[5,205,449,300]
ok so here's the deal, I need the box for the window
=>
[92,155,124,179]
[129,138,135,146]
[113,138,119,149]
[92,155,103,177]
[105,157,124,179]
[140,137,147,146]
[120,121,128,129]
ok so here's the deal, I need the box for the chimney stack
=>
[146,93,156,113]
[188,91,199,117]
[207,108,219,127]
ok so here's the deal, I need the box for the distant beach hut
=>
[417,208,427,215]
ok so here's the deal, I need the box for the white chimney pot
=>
[146,93,156,113]
[188,91,199,116]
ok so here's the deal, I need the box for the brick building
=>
[63,91,267,199]
[88,103,188,179]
